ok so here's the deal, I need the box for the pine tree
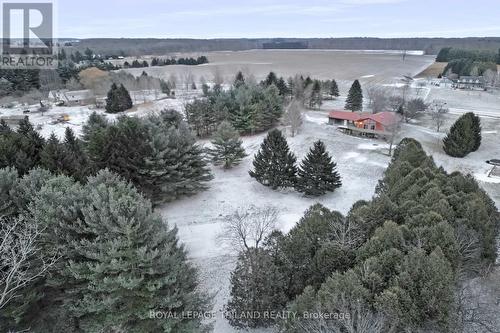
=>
[249,129,297,189]
[105,83,120,113]
[139,110,213,204]
[63,127,90,181]
[64,170,208,332]
[227,248,287,328]
[345,79,363,111]
[105,83,132,113]
[14,117,45,174]
[264,71,278,86]
[234,71,245,87]
[276,77,289,96]
[0,119,11,135]
[469,112,481,151]
[209,121,247,169]
[118,84,133,111]
[330,79,340,98]
[295,140,341,196]
[443,112,476,157]
[309,80,322,109]
[40,133,67,174]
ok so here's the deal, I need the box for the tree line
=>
[184,71,346,137]
[0,110,212,206]
[124,56,209,68]
[437,47,500,76]
[225,138,499,332]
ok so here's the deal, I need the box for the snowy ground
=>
[159,112,394,332]
[159,108,500,332]
[1,52,499,331]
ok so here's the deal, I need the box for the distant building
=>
[454,76,485,90]
[328,110,399,139]
[48,89,96,106]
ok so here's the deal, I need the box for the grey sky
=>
[57,0,500,38]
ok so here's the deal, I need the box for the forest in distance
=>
[69,37,500,56]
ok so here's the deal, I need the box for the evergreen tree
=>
[105,83,133,113]
[295,140,341,196]
[345,79,363,111]
[443,112,477,157]
[263,71,278,86]
[5,117,45,175]
[40,133,67,174]
[0,119,11,135]
[105,83,120,113]
[276,77,289,96]
[309,80,322,109]
[118,83,133,111]
[249,129,297,189]
[208,121,247,169]
[139,110,213,205]
[329,79,340,98]
[12,170,209,332]
[66,171,208,332]
[63,127,90,181]
[470,112,481,151]
[227,248,287,328]
[234,71,245,87]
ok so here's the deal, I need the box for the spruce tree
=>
[249,129,297,189]
[0,119,11,135]
[309,80,322,109]
[139,110,213,204]
[264,71,278,86]
[234,71,245,87]
[208,121,247,169]
[65,170,208,332]
[295,140,342,196]
[14,117,45,174]
[345,79,363,111]
[105,83,120,113]
[63,127,90,181]
[227,248,287,328]
[118,84,133,111]
[443,112,476,157]
[469,112,481,151]
[40,133,67,174]
[330,79,340,98]
[105,83,133,113]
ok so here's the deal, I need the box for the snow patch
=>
[474,173,500,184]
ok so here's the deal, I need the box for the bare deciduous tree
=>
[430,100,449,132]
[365,86,390,114]
[0,217,58,309]
[219,206,278,252]
[283,99,303,137]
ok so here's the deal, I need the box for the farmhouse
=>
[48,89,96,106]
[328,110,398,138]
[454,76,485,90]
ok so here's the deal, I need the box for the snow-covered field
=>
[123,49,435,89]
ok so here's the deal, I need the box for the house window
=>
[371,125,375,130]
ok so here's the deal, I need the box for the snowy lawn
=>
[159,115,395,332]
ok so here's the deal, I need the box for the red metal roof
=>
[363,112,398,126]
[328,110,363,121]
[328,110,398,126]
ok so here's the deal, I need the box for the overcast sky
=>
[57,0,500,39]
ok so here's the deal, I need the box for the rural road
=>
[448,107,500,119]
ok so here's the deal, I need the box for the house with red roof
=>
[328,110,399,138]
